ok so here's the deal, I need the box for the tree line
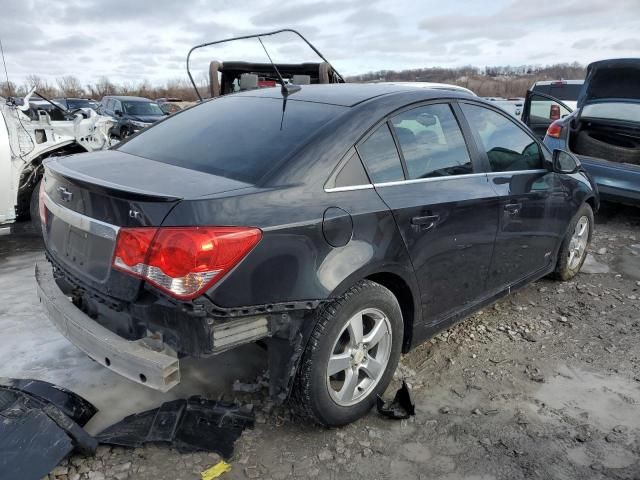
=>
[0,63,587,101]
[347,62,586,98]
[0,75,205,101]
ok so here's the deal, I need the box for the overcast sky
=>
[1,0,638,87]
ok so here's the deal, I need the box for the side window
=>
[106,99,114,112]
[333,151,370,188]
[528,93,572,121]
[391,103,472,178]
[114,100,122,113]
[461,103,543,172]
[357,123,404,183]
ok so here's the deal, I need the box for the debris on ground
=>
[0,378,97,480]
[200,460,232,479]
[376,380,415,419]
[96,396,254,459]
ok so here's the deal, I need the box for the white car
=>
[0,88,115,229]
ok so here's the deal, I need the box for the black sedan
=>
[36,84,598,426]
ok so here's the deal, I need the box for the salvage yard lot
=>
[1,204,639,480]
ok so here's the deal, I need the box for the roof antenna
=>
[0,38,13,98]
[257,36,301,129]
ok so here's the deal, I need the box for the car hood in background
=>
[578,58,640,108]
[128,115,164,123]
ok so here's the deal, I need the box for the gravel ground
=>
[2,203,639,480]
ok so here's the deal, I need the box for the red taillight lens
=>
[549,104,561,120]
[546,120,563,139]
[113,227,262,300]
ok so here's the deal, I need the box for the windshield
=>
[122,101,164,116]
[66,99,92,110]
[118,96,345,183]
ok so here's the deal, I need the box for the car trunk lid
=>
[578,58,640,109]
[41,150,252,301]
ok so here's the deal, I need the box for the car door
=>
[521,90,573,140]
[459,101,565,292]
[357,102,500,326]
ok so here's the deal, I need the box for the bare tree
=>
[57,75,85,97]
[86,76,116,99]
[25,74,58,98]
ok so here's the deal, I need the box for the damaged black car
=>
[37,83,598,426]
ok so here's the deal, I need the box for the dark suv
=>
[98,96,166,138]
[37,84,597,426]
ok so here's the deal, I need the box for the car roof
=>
[374,81,477,96]
[103,95,153,101]
[233,83,474,107]
[533,80,584,86]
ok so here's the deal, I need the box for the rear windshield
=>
[118,96,345,183]
[532,83,583,101]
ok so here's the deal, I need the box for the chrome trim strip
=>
[43,192,120,241]
[373,169,549,188]
[374,172,485,188]
[486,169,548,176]
[324,184,374,193]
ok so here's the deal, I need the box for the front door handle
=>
[504,203,522,215]
[411,214,440,231]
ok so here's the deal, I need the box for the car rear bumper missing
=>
[35,262,180,392]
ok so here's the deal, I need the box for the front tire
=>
[554,202,594,281]
[292,280,403,426]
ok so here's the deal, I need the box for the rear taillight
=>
[549,104,561,120]
[546,120,563,139]
[38,181,47,228]
[113,227,262,300]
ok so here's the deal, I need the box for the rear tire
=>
[292,280,403,426]
[574,130,640,165]
[554,203,594,281]
[29,180,42,234]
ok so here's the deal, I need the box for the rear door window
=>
[357,124,405,183]
[461,103,543,172]
[391,103,473,178]
[118,96,345,184]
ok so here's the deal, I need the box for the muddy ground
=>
[1,203,639,480]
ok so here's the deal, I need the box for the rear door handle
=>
[504,203,522,215]
[411,215,440,231]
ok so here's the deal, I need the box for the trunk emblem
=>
[129,209,142,220]
[57,187,73,202]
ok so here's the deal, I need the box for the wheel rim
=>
[326,307,392,407]
[568,215,589,270]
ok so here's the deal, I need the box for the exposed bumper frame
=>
[35,262,180,392]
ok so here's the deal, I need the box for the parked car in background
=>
[37,83,597,426]
[0,88,113,228]
[523,59,640,205]
[525,80,584,139]
[98,96,166,138]
[482,97,524,119]
[53,98,99,112]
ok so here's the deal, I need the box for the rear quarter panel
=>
[161,185,419,309]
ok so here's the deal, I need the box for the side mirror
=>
[114,110,123,117]
[552,149,581,174]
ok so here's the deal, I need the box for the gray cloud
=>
[0,0,636,87]
[572,38,597,50]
